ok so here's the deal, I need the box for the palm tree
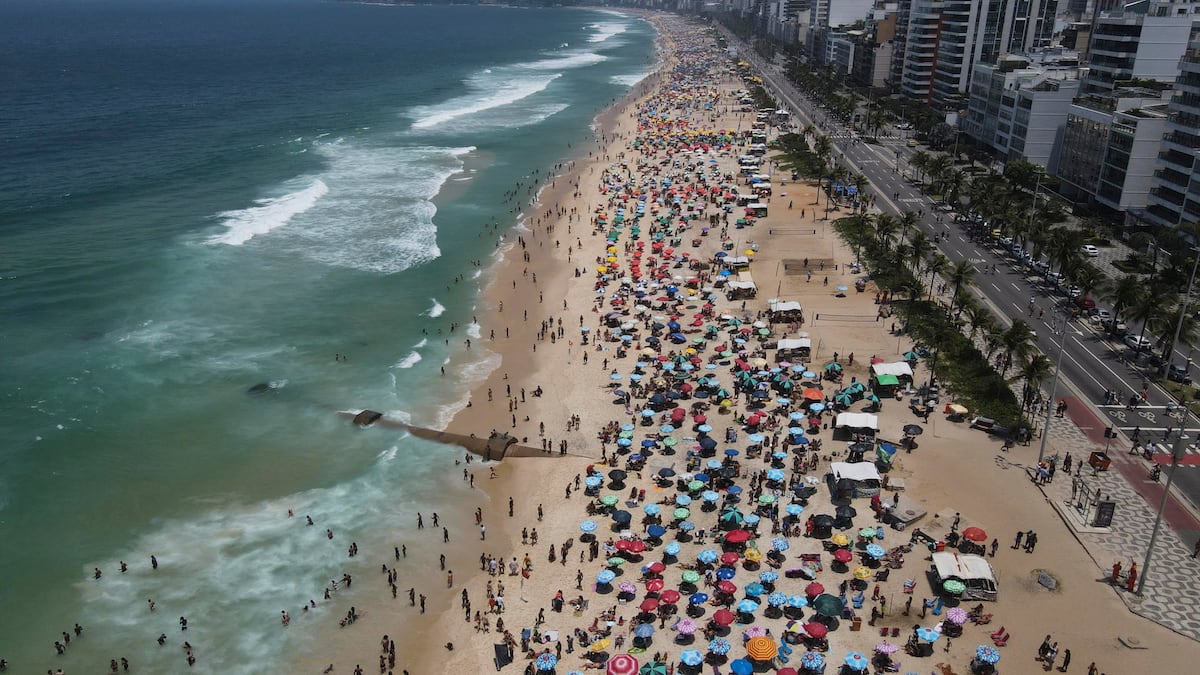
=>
[925,154,954,193]
[963,301,998,340]
[998,320,1036,375]
[898,210,919,247]
[1105,274,1144,333]
[910,151,931,182]
[874,213,899,248]
[906,231,930,275]
[925,253,951,300]
[1152,304,1200,364]
[1013,354,1053,417]
[946,260,976,317]
[1128,276,1173,349]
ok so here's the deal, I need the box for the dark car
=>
[1168,363,1193,384]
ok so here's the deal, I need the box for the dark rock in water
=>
[247,383,274,395]
[353,410,383,427]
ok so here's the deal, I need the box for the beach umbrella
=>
[916,627,941,642]
[606,654,639,675]
[945,608,969,626]
[639,598,660,613]
[589,638,611,652]
[830,533,851,547]
[586,476,603,488]
[771,537,790,552]
[808,403,825,412]
[645,561,666,574]
[942,579,966,596]
[679,649,703,666]
[787,595,808,608]
[962,527,988,543]
[975,645,1001,665]
[745,636,777,661]
[799,652,825,670]
[674,510,691,524]
[687,480,705,491]
[678,521,696,532]
[659,425,676,435]
[785,504,804,516]
[712,609,735,626]
[609,469,628,482]
[633,623,656,639]
[767,592,788,607]
[536,653,558,671]
[619,581,637,594]
[832,549,853,563]
[644,504,661,516]
[688,591,708,605]
[729,659,753,675]
[647,524,667,538]
[682,570,702,585]
[697,549,719,564]
[758,494,776,505]
[641,439,657,448]
[804,582,824,596]
[715,568,736,581]
[660,589,681,605]
[618,438,633,447]
[903,351,920,361]
[874,641,899,655]
[664,541,681,557]
[725,529,751,544]
[743,514,761,527]
[612,510,632,525]
[601,495,620,507]
[744,582,765,597]
[645,578,665,592]
[802,622,828,639]
[707,637,732,655]
[766,469,786,482]
[852,566,873,580]
[759,570,779,584]
[812,594,843,617]
[743,548,763,563]
[607,557,627,567]
[597,570,616,585]
[843,652,868,672]
[865,544,885,559]
[662,437,678,447]
[701,490,721,503]
[580,520,599,534]
[736,598,760,613]
[720,551,740,565]
[675,494,693,506]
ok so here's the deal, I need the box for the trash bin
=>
[935,541,945,552]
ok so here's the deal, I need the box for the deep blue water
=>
[0,0,655,670]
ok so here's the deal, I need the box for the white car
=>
[1082,245,1100,257]
[1124,334,1153,352]
[1090,309,1112,326]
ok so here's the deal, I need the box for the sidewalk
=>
[1036,397,1200,642]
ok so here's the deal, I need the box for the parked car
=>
[999,236,1014,247]
[1045,272,1064,286]
[1124,334,1153,352]
[1090,309,1112,326]
[1168,363,1193,384]
[1082,244,1100,257]
[1075,295,1096,311]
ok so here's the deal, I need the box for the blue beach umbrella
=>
[536,653,558,671]
[664,541,681,556]
[744,583,765,597]
[678,521,696,532]
[693,473,709,482]
[759,570,779,583]
[633,623,656,638]
[702,490,721,503]
[597,570,616,584]
[647,524,667,538]
[771,537,790,551]
[644,503,661,516]
[724,448,740,457]
[689,592,709,605]
[675,494,692,506]
[843,652,868,671]
[917,627,941,642]
[729,659,753,675]
[767,592,788,607]
[743,514,761,525]
[586,476,603,488]
[610,373,623,380]
[580,520,598,533]
[787,595,808,608]
[747,433,766,443]
[766,469,786,482]
[736,598,760,613]
[789,411,805,421]
[809,403,825,412]
[642,409,655,418]
[799,652,824,670]
[706,459,723,470]
[618,438,633,447]
[708,638,732,655]
[715,567,736,580]
[679,650,704,667]
[865,544,886,559]
[786,504,804,516]
[621,423,635,431]
[698,424,713,433]
[697,549,719,564]
[788,426,805,436]
[660,425,676,434]
[642,439,658,448]
[726,485,743,496]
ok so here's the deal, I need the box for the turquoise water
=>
[0,0,656,670]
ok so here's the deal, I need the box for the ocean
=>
[0,0,656,670]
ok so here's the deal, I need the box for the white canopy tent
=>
[931,552,998,600]
[835,412,879,430]
[768,300,803,313]
[776,338,812,351]
[830,462,881,483]
[871,362,913,378]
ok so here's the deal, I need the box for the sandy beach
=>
[308,13,1200,675]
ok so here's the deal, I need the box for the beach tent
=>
[776,337,812,360]
[768,300,803,324]
[829,462,882,499]
[931,552,998,601]
[835,412,879,431]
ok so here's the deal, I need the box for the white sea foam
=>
[524,52,607,71]
[411,74,560,130]
[466,321,481,339]
[588,21,627,43]
[611,71,651,87]
[393,351,422,369]
[433,350,501,429]
[209,179,329,246]
[424,299,446,318]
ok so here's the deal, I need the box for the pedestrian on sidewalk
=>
[1192,539,1200,559]
[1013,531,1024,550]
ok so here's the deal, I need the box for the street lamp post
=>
[1162,248,1200,379]
[1038,312,1071,464]
[1137,423,1188,595]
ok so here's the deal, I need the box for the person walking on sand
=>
[1059,648,1071,672]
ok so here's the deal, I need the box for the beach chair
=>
[851,592,865,609]
[992,632,1009,647]
[901,580,915,594]
[988,626,1005,640]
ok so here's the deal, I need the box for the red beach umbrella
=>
[720,552,740,565]
[833,549,853,563]
[716,580,737,595]
[660,589,681,604]
[606,653,639,675]
[725,530,751,544]
[646,578,665,592]
[804,582,825,597]
[626,540,646,554]
[639,598,660,612]
[962,527,988,543]
[712,609,735,626]
[646,561,666,573]
[802,622,827,639]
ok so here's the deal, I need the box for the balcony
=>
[1155,168,1191,188]
[1151,186,1186,206]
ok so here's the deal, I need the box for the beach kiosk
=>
[930,552,998,601]
[834,412,879,441]
[827,461,883,499]
[768,300,804,325]
[776,336,812,361]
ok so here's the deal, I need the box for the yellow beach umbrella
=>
[830,533,851,547]
[744,548,763,562]
[853,566,873,580]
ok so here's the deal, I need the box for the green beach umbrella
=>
[607,556,627,566]
[688,480,705,492]
[942,580,966,595]
[681,570,702,584]
[758,494,776,505]
[601,495,620,507]
[662,437,679,447]
[674,508,691,520]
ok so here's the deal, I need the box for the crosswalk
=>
[1128,441,1200,466]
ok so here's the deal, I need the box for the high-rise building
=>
[1143,35,1200,227]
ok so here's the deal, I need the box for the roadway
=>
[726,37,1200,512]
